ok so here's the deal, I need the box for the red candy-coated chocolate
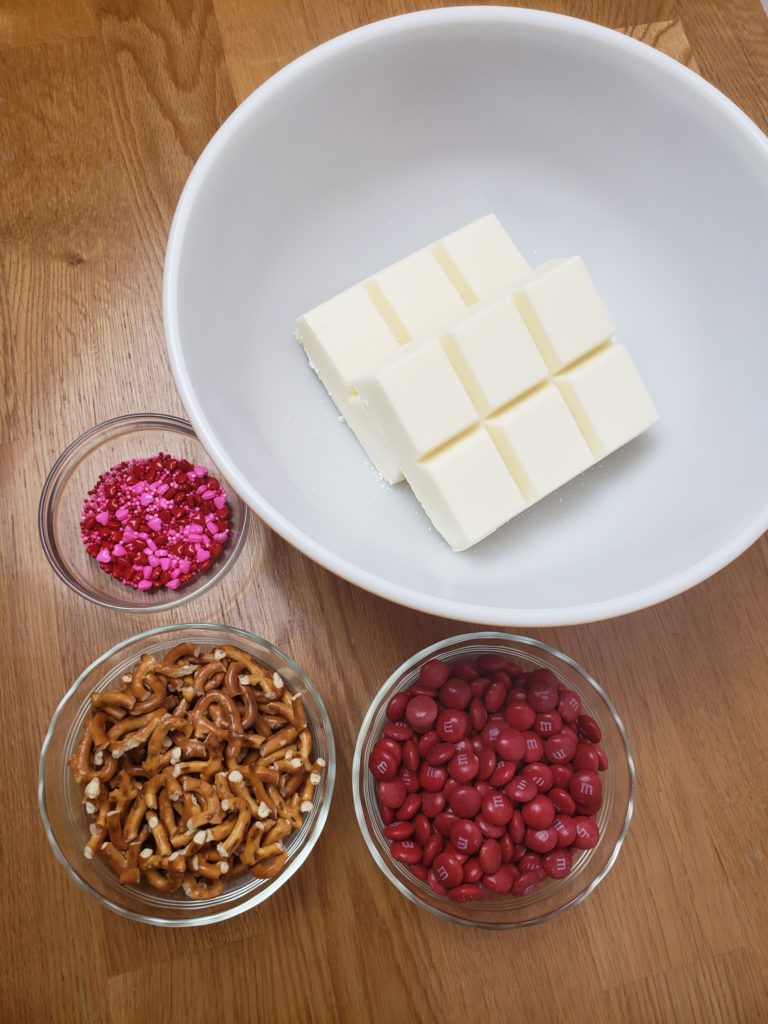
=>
[439,678,472,710]
[545,731,578,764]
[419,659,450,690]
[377,780,406,809]
[479,838,502,875]
[436,709,468,742]
[505,776,537,804]
[421,791,445,818]
[535,711,562,737]
[448,883,484,903]
[553,815,577,847]
[526,669,559,712]
[550,764,574,788]
[449,750,480,783]
[448,785,482,818]
[450,819,483,855]
[402,739,419,772]
[390,840,422,864]
[481,791,514,826]
[369,748,398,781]
[433,852,463,888]
[543,848,573,879]
[578,714,602,742]
[406,696,438,733]
[521,762,554,792]
[573,743,601,772]
[80,454,231,591]
[525,827,558,853]
[386,692,409,722]
[512,871,539,897]
[383,822,414,841]
[369,655,608,903]
[495,728,525,762]
[423,833,443,867]
[549,787,576,816]
[574,816,600,849]
[522,795,555,830]
[483,864,518,894]
[569,769,602,804]
[504,700,536,731]
[396,794,421,821]
[557,689,582,722]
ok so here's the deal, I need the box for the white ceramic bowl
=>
[164,7,768,626]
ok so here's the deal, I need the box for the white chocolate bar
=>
[295,215,531,482]
[355,275,657,550]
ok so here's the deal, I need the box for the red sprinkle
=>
[80,453,230,591]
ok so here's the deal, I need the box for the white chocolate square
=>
[410,429,526,551]
[356,340,478,463]
[368,248,466,343]
[296,286,403,482]
[513,257,615,372]
[555,344,659,458]
[442,295,549,417]
[486,384,594,501]
[435,214,531,303]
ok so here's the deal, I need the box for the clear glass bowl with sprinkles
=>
[39,414,248,611]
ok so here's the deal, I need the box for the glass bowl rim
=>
[38,621,336,927]
[352,630,636,929]
[37,412,249,612]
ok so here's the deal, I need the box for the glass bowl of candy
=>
[38,623,336,926]
[353,632,635,928]
[38,413,248,612]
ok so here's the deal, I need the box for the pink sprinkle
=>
[194,465,208,476]
[206,521,218,536]
[143,565,153,579]
[113,543,127,557]
[195,548,210,562]
[160,557,171,571]
[96,548,111,564]
[213,531,228,543]
[213,494,227,510]
[147,516,162,532]
[132,482,145,494]
[180,559,192,574]
[148,555,160,568]
[116,507,130,521]
[187,523,204,534]
[171,568,182,579]
[95,511,110,526]
[139,492,153,507]
[137,579,153,590]
[145,538,157,551]
[201,489,217,500]
[165,579,181,590]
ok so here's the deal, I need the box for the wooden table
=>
[3,2,768,1021]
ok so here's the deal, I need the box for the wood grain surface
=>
[2,2,767,1022]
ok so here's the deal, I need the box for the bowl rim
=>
[163,5,768,627]
[38,621,336,927]
[38,411,250,613]
[351,631,636,927]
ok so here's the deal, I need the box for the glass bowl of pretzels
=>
[38,623,335,926]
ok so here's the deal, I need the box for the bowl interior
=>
[40,415,247,611]
[353,635,633,927]
[166,9,768,624]
[39,625,335,926]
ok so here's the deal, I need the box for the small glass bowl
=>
[38,413,248,612]
[39,623,336,927]
[353,632,635,928]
